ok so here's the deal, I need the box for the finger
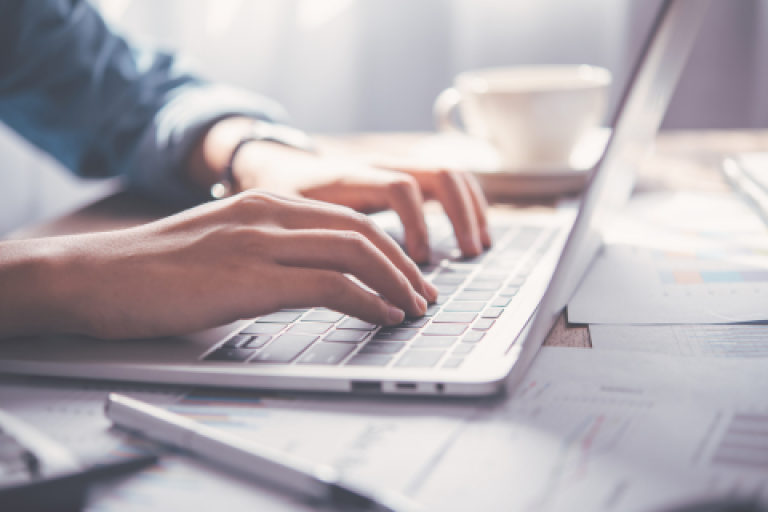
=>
[297,176,431,264]
[268,228,427,317]
[426,169,483,258]
[272,267,407,326]
[235,192,438,302]
[383,176,431,264]
[460,172,492,248]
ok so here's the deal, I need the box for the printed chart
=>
[569,192,768,324]
[590,324,768,358]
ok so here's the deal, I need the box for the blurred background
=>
[1,0,765,235]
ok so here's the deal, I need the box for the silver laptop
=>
[0,0,710,396]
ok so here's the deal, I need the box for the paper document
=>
[568,192,768,324]
[416,347,768,512]
[0,376,475,512]
[590,324,768,357]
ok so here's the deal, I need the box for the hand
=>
[0,191,437,340]
[190,118,492,264]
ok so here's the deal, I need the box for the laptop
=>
[0,0,711,396]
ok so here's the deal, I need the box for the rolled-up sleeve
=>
[0,0,289,207]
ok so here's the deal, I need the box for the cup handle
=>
[433,87,464,133]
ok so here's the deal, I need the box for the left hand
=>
[231,140,492,264]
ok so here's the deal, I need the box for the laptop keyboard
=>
[203,222,558,370]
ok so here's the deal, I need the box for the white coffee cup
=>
[434,65,612,169]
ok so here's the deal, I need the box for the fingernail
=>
[414,294,428,315]
[424,281,439,302]
[386,305,405,325]
[472,236,483,256]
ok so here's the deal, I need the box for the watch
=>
[210,120,315,199]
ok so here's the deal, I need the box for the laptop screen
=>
[511,0,712,379]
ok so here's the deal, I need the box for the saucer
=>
[413,128,611,200]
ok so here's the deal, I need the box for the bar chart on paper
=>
[590,323,768,358]
[568,244,768,324]
[659,270,768,285]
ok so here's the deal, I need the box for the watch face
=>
[210,181,230,199]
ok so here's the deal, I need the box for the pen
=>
[105,393,423,512]
[0,453,157,511]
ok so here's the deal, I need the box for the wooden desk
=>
[9,130,759,347]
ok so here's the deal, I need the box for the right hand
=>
[0,191,438,340]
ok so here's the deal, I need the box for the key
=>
[499,286,520,297]
[455,291,495,301]
[395,350,446,368]
[373,328,419,341]
[297,343,355,365]
[423,305,441,317]
[440,266,473,274]
[433,313,477,323]
[412,336,457,348]
[463,330,486,342]
[442,357,464,369]
[243,335,271,348]
[463,281,501,291]
[395,317,429,328]
[444,301,486,312]
[205,348,256,362]
[345,354,393,366]
[324,330,369,343]
[508,276,526,286]
[482,308,504,318]
[337,318,377,330]
[490,226,512,239]
[418,263,440,274]
[251,334,318,363]
[422,324,467,336]
[491,297,512,307]
[472,271,508,282]
[288,323,331,334]
[223,335,252,348]
[473,319,495,330]
[486,257,517,266]
[432,274,467,285]
[241,323,286,335]
[461,252,488,264]
[452,344,475,355]
[302,311,344,323]
[359,341,406,354]
[435,284,458,295]
[436,295,449,305]
[254,312,302,323]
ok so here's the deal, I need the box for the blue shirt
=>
[0,0,289,207]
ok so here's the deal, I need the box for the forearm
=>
[0,239,84,339]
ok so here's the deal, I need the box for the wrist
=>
[230,139,318,194]
[187,116,315,199]
[187,116,255,193]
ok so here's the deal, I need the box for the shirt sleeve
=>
[0,0,290,208]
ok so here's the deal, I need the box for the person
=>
[0,0,491,341]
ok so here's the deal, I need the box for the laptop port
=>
[396,382,417,390]
[351,381,382,393]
